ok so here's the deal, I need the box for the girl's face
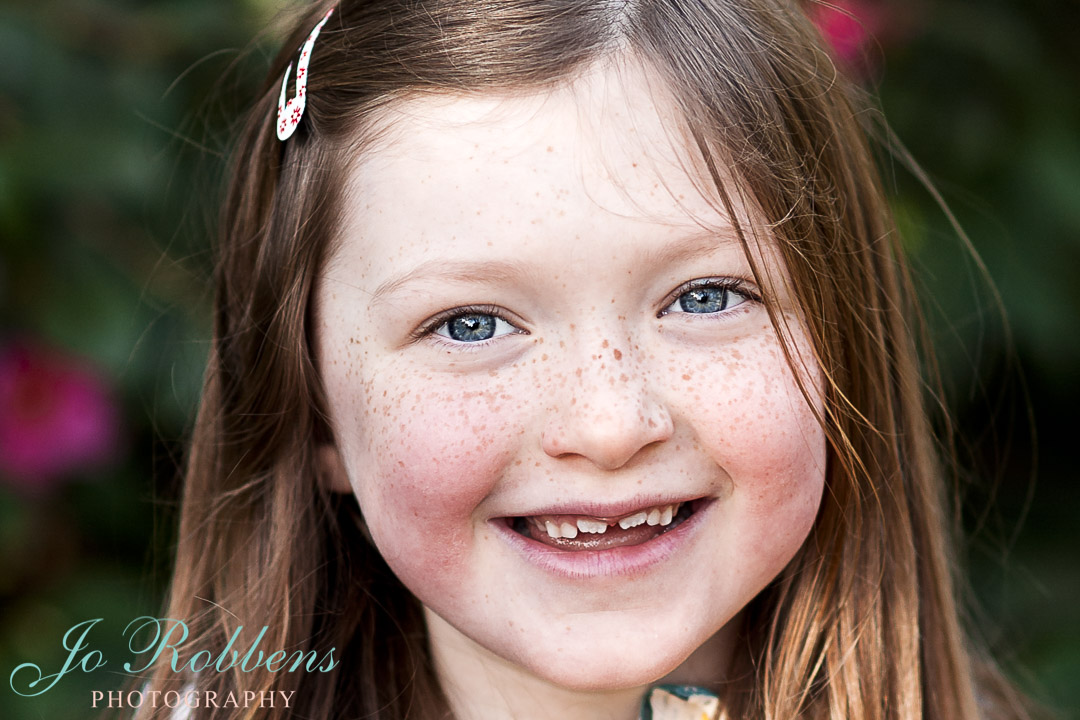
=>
[316,62,826,696]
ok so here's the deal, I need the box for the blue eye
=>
[433,312,519,343]
[661,281,755,316]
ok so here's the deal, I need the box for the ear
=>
[315,444,352,494]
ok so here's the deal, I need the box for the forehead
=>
[344,60,735,232]
[331,58,790,297]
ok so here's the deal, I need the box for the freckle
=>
[602,339,609,348]
[682,374,691,381]
[575,368,582,378]
[541,354,548,361]
[613,349,622,360]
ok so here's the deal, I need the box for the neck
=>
[425,608,738,720]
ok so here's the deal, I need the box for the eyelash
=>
[656,277,761,318]
[411,304,524,348]
[413,278,761,347]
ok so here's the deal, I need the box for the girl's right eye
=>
[430,311,521,344]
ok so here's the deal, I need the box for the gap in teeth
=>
[529,503,682,540]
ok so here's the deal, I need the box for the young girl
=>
[141,0,1033,718]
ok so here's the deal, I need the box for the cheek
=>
[682,334,826,567]
[686,334,823,464]
[334,367,525,579]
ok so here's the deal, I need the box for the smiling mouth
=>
[507,500,701,552]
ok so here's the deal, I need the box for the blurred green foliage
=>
[1,0,1076,718]
[1,1,267,716]
[877,2,1080,714]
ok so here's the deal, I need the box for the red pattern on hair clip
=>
[276,8,334,141]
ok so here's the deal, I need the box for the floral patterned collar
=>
[640,685,720,720]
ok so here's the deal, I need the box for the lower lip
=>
[490,499,713,579]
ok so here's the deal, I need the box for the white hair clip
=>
[276,7,335,141]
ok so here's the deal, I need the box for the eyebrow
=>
[370,259,536,307]
[637,227,744,269]
[369,228,744,306]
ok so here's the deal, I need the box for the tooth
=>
[618,511,647,529]
[577,518,608,534]
[545,520,561,539]
[660,505,673,525]
[646,508,662,526]
[560,522,578,539]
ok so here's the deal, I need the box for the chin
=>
[514,640,695,692]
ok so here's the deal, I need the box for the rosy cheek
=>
[348,374,523,574]
[689,335,825,530]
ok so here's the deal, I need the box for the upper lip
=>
[500,494,706,520]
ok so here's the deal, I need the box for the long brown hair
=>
[142,1,1031,717]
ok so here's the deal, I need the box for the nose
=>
[541,342,673,471]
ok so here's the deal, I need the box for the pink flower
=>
[808,0,914,77]
[0,341,121,492]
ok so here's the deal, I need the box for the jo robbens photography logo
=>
[9,616,338,710]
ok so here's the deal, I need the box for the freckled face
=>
[315,64,826,691]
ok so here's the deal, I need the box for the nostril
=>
[540,396,673,470]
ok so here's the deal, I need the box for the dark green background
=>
[1,1,1076,717]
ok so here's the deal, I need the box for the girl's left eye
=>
[660,280,756,316]
[432,312,520,343]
